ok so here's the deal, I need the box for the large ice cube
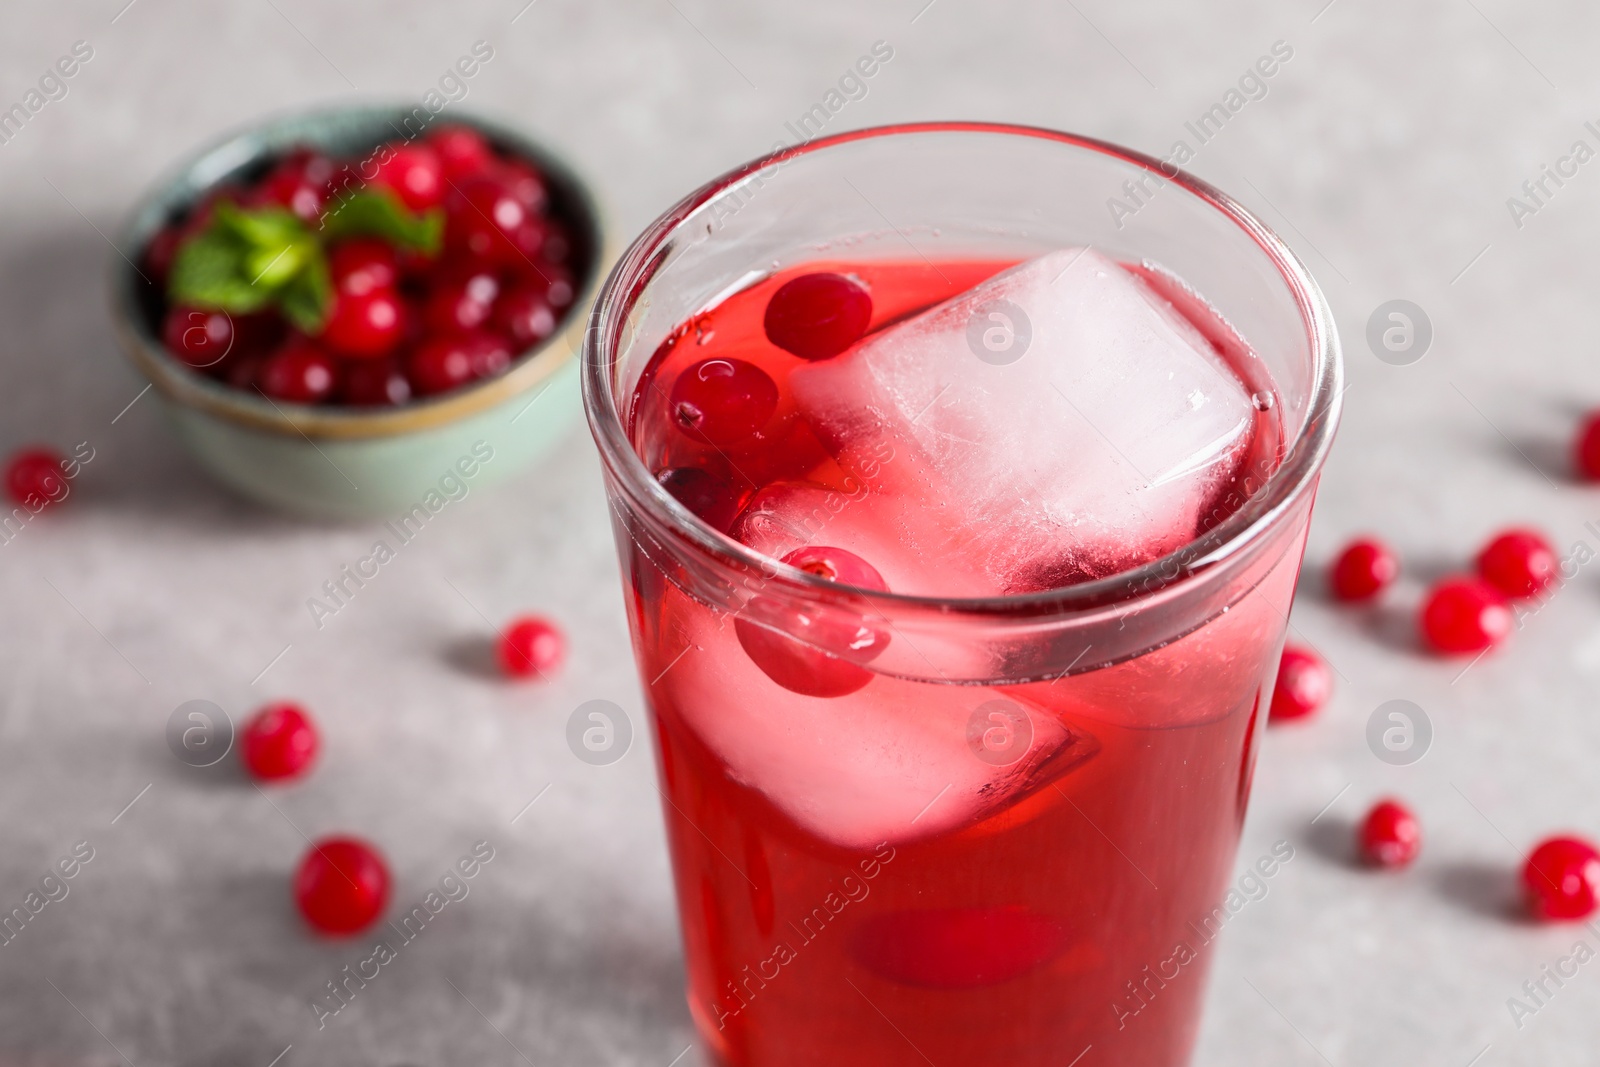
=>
[787,248,1257,596]
[658,599,1099,849]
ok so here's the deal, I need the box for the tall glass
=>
[582,124,1340,1066]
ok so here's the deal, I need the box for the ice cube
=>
[658,600,1098,849]
[787,248,1257,596]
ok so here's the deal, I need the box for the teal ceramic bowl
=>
[110,104,606,520]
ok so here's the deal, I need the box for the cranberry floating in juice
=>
[584,125,1341,1067]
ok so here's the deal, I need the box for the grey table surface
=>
[2,0,1598,1064]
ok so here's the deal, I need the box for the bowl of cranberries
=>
[111,105,602,518]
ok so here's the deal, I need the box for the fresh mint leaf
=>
[321,188,444,257]
[278,254,332,333]
[166,202,331,330]
[168,228,275,313]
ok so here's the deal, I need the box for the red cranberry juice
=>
[623,259,1299,1066]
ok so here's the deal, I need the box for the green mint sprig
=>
[166,187,444,335]
[168,202,331,332]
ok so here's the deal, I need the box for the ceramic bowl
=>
[110,103,605,520]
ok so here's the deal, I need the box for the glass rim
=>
[581,121,1342,616]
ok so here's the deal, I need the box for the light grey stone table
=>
[2,1,1597,1064]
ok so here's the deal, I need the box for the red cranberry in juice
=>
[329,238,400,296]
[1268,645,1332,722]
[656,466,751,532]
[240,702,319,781]
[294,836,390,935]
[1328,537,1398,601]
[162,307,235,368]
[624,258,1292,1066]
[498,616,567,678]
[733,545,890,698]
[669,358,779,446]
[5,448,67,508]
[1524,836,1600,920]
[763,271,873,360]
[1420,576,1512,654]
[1476,528,1556,599]
[430,125,494,179]
[321,289,407,359]
[1359,799,1421,868]
[259,340,337,403]
[372,142,444,211]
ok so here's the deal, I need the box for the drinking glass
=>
[582,123,1341,1067]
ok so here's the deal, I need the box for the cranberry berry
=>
[670,358,779,446]
[1419,576,1512,655]
[372,142,444,212]
[423,267,500,334]
[763,272,873,361]
[1574,412,1600,481]
[321,289,407,360]
[1268,645,1332,722]
[1359,799,1421,868]
[1476,528,1557,600]
[261,149,336,222]
[447,176,533,266]
[240,702,319,781]
[329,239,400,296]
[430,125,494,180]
[5,448,68,508]
[162,307,235,368]
[340,359,412,408]
[294,836,390,935]
[259,340,338,404]
[403,331,510,396]
[1524,835,1600,921]
[498,616,567,679]
[735,546,891,698]
[656,466,751,532]
[493,281,557,348]
[1328,537,1399,602]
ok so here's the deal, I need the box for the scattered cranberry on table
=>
[1476,528,1557,600]
[498,615,567,679]
[1328,537,1399,602]
[1419,576,1513,655]
[4,448,68,509]
[294,836,390,935]
[1359,799,1421,868]
[1523,836,1600,921]
[240,702,319,782]
[1268,645,1332,722]
[1574,412,1600,481]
